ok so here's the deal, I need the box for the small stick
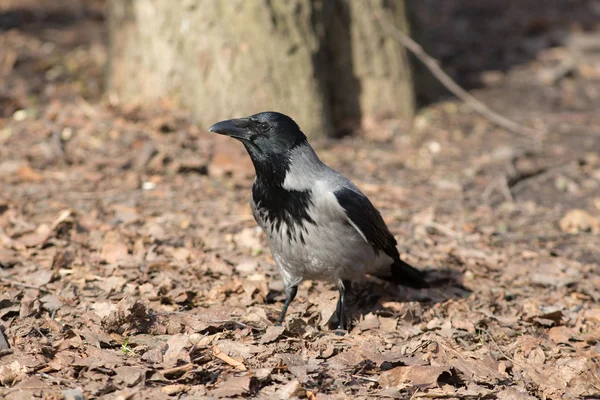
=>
[161,363,194,377]
[0,277,49,293]
[373,10,545,141]
[212,345,247,371]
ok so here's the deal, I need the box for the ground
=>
[1,1,600,399]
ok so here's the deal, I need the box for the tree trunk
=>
[107,0,416,138]
[326,0,415,135]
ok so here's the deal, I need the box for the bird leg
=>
[276,285,298,326]
[334,280,352,332]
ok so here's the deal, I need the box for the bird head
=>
[209,112,307,161]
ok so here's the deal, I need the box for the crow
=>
[209,111,428,332]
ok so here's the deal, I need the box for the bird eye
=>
[258,122,270,133]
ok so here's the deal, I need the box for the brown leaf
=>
[452,318,476,333]
[547,326,576,344]
[438,343,505,384]
[211,375,251,398]
[584,307,600,324]
[217,340,261,360]
[72,347,124,370]
[40,294,63,313]
[101,298,151,334]
[276,379,304,399]
[16,165,44,182]
[212,345,246,371]
[16,224,51,247]
[378,365,449,389]
[0,360,28,386]
[51,250,75,270]
[47,351,77,372]
[559,209,600,234]
[233,227,263,251]
[62,387,85,400]
[141,348,164,364]
[161,384,190,396]
[101,231,130,264]
[164,334,191,367]
[114,366,146,387]
[260,325,285,344]
[327,349,365,370]
[497,387,538,400]
[355,313,380,332]
[0,248,19,268]
[526,309,564,326]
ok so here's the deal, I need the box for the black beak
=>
[208,118,251,140]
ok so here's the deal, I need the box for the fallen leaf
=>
[213,345,246,371]
[547,326,576,344]
[211,375,251,398]
[0,360,28,386]
[379,365,449,389]
[260,325,285,344]
[101,231,130,264]
[62,387,85,400]
[277,379,303,400]
[559,209,600,234]
[164,334,191,367]
[233,228,263,251]
[16,165,43,182]
[161,384,190,396]
[16,224,51,247]
[114,366,146,387]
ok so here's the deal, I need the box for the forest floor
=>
[1,1,600,399]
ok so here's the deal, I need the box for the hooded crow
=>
[209,111,428,332]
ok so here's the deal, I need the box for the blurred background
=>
[1,1,600,398]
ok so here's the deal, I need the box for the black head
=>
[208,111,307,162]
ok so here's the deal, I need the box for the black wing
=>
[334,187,429,288]
[334,187,400,260]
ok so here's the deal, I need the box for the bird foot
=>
[332,329,346,336]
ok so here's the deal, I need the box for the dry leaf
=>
[101,231,130,264]
[213,345,247,371]
[379,365,449,389]
[260,325,285,344]
[114,366,146,387]
[164,334,191,367]
[211,375,251,398]
[559,209,600,234]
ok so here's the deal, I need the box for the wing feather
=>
[333,186,429,288]
[333,187,400,260]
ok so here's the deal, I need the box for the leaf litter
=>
[1,0,600,398]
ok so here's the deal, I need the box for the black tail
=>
[377,259,429,288]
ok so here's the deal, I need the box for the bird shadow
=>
[331,267,470,331]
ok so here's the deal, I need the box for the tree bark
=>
[107,0,416,138]
[326,0,415,135]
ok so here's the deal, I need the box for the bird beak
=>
[208,118,251,141]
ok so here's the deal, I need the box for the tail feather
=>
[376,259,429,288]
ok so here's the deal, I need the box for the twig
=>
[372,9,545,141]
[425,221,459,238]
[0,277,49,292]
[352,374,379,383]
[161,363,194,377]
[212,345,247,371]
[479,328,525,370]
